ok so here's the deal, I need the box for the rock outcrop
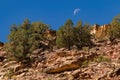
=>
[90,24,111,40]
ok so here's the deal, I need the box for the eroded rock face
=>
[90,24,111,39]
[0,40,120,80]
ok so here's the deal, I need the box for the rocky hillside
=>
[0,40,120,80]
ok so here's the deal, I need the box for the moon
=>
[73,8,80,15]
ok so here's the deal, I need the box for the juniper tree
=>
[6,19,49,63]
[108,14,120,42]
[56,19,74,50]
[73,21,92,49]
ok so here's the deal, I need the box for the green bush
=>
[4,69,14,79]
[82,47,89,53]
[108,14,120,42]
[56,19,74,50]
[73,21,92,49]
[94,56,111,63]
[56,20,92,50]
[81,60,89,67]
[5,19,49,64]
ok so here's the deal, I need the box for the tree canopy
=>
[108,14,120,41]
[6,19,50,63]
[56,20,92,50]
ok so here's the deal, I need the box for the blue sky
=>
[0,0,120,42]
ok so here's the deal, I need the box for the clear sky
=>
[0,0,120,42]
